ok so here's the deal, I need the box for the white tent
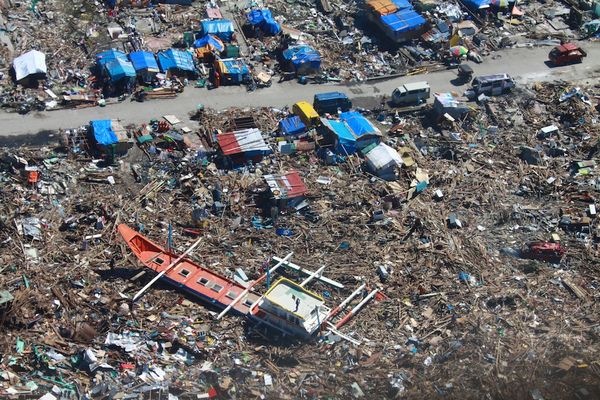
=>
[13,50,47,81]
[364,143,403,180]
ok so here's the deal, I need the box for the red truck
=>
[548,43,587,66]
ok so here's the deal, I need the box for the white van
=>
[391,81,431,106]
[466,74,515,99]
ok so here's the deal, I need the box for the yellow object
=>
[366,0,398,16]
[292,101,319,127]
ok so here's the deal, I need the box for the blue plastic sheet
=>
[91,120,117,145]
[157,49,195,73]
[380,9,427,33]
[247,9,281,35]
[128,51,159,72]
[462,0,491,9]
[279,116,306,136]
[282,45,321,74]
[200,19,235,42]
[193,34,225,52]
[340,111,379,137]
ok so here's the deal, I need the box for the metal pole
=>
[216,252,293,320]
[325,283,366,322]
[334,289,379,329]
[132,237,203,302]
[300,265,326,287]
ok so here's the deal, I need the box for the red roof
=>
[264,171,307,199]
[216,129,270,156]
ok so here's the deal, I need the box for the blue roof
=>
[463,0,491,9]
[390,0,413,9]
[129,51,159,72]
[200,19,235,41]
[96,49,128,66]
[193,34,225,52]
[91,120,118,145]
[247,9,281,35]
[381,9,427,33]
[219,58,250,76]
[340,111,380,137]
[157,49,195,73]
[279,116,306,136]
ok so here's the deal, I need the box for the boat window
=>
[198,277,210,286]
[211,284,223,293]
[179,269,190,277]
[226,291,237,300]
[243,299,254,307]
[155,257,164,265]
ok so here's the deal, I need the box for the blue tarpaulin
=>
[340,111,380,137]
[200,19,235,42]
[96,49,128,66]
[247,9,281,35]
[283,45,321,74]
[381,9,427,34]
[462,0,491,9]
[193,34,225,52]
[391,0,413,9]
[279,116,306,136]
[104,59,136,82]
[91,120,117,145]
[129,51,159,72]
[157,49,195,73]
[321,119,360,155]
[216,58,250,84]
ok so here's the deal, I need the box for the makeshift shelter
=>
[200,19,235,42]
[319,117,378,156]
[128,51,159,83]
[247,9,281,36]
[216,128,271,168]
[378,8,428,42]
[193,34,225,61]
[96,49,136,93]
[89,120,133,155]
[262,171,308,210]
[214,58,250,85]
[12,50,47,85]
[340,111,382,138]
[282,45,321,75]
[363,143,403,181]
[157,49,196,76]
[279,116,307,137]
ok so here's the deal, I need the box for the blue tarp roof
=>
[381,9,427,33]
[283,45,321,73]
[91,120,118,145]
[247,9,281,35]
[391,0,413,9]
[193,34,225,52]
[200,19,235,41]
[129,51,159,72]
[104,58,136,81]
[96,49,128,66]
[219,58,250,80]
[279,116,306,136]
[314,92,349,102]
[463,0,491,9]
[340,111,380,137]
[157,49,195,73]
[321,119,360,155]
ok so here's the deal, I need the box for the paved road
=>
[1,43,599,136]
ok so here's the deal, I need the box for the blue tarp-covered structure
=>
[91,120,118,146]
[215,58,250,85]
[279,116,306,136]
[462,0,491,8]
[96,49,136,84]
[193,34,225,52]
[340,111,382,138]
[381,9,427,35]
[157,49,195,74]
[200,19,235,42]
[391,0,413,9]
[320,119,360,155]
[282,45,321,75]
[129,51,159,73]
[247,9,281,36]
